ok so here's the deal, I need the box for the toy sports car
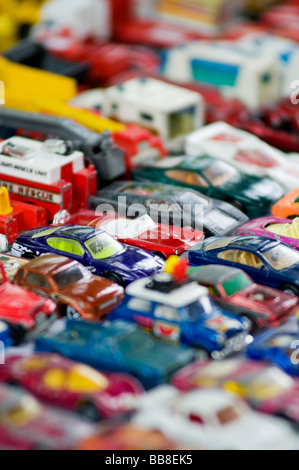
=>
[172,359,299,428]
[247,330,299,377]
[133,385,296,450]
[110,273,252,360]
[54,210,205,260]
[132,155,284,218]
[272,189,299,220]
[189,236,299,297]
[188,265,298,331]
[88,181,249,237]
[12,225,164,287]
[35,319,197,390]
[0,260,56,343]
[0,354,144,421]
[0,383,97,450]
[14,254,124,322]
[236,216,299,251]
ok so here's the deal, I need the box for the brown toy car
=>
[14,254,124,321]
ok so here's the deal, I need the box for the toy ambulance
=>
[101,78,204,149]
[0,136,97,221]
[161,40,280,109]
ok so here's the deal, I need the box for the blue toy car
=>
[247,330,299,376]
[0,321,11,348]
[11,225,164,286]
[189,236,299,296]
[35,319,196,389]
[109,273,252,359]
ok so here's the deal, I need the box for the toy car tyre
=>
[77,401,101,422]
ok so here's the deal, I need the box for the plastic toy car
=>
[110,272,251,360]
[133,385,296,450]
[11,225,164,287]
[172,359,299,428]
[132,155,284,218]
[189,235,299,297]
[247,330,299,376]
[0,383,97,450]
[0,354,144,421]
[54,210,205,260]
[77,424,179,451]
[272,189,299,220]
[88,181,249,237]
[188,265,298,331]
[236,216,299,252]
[35,319,197,390]
[0,260,56,343]
[185,121,299,193]
[13,254,124,321]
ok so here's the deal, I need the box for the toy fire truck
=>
[0,136,97,221]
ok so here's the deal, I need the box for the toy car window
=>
[85,233,123,260]
[263,244,299,270]
[53,265,87,289]
[205,237,238,252]
[222,273,253,297]
[166,170,209,187]
[2,396,40,426]
[154,157,185,169]
[203,162,238,187]
[205,209,238,229]
[218,250,239,263]
[127,298,152,313]
[67,365,108,393]
[16,269,25,283]
[178,191,210,208]
[43,369,65,390]
[47,238,85,257]
[26,272,52,289]
[217,405,244,425]
[186,297,213,321]
[189,413,205,425]
[154,305,180,322]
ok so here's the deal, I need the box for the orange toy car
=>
[272,189,299,219]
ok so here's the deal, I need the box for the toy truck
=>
[160,40,280,109]
[0,136,98,221]
[0,186,47,244]
[101,78,204,150]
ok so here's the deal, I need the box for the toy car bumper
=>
[211,332,253,360]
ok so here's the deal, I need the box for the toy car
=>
[88,181,249,237]
[0,383,97,450]
[77,424,179,451]
[185,121,299,193]
[132,155,284,218]
[172,359,299,428]
[272,189,299,220]
[110,272,251,360]
[189,235,299,297]
[35,319,197,390]
[132,385,296,450]
[236,216,299,252]
[11,225,164,287]
[54,210,205,260]
[247,330,299,377]
[0,260,56,343]
[188,265,298,331]
[0,354,144,421]
[13,254,124,321]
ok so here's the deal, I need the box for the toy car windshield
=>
[85,233,123,260]
[102,215,157,239]
[2,142,34,160]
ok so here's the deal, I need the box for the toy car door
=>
[152,305,181,343]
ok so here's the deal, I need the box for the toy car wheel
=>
[77,401,101,422]
[65,306,83,321]
[8,323,28,345]
[103,272,125,287]
[150,251,167,261]
[194,348,209,361]
[21,253,36,260]
[281,284,299,297]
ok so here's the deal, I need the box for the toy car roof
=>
[126,276,208,308]
[27,225,103,242]
[22,254,80,277]
[0,136,85,186]
[189,265,247,285]
[203,236,279,252]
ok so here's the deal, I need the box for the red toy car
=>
[54,210,205,259]
[0,383,97,450]
[172,359,299,427]
[0,261,56,343]
[0,354,144,421]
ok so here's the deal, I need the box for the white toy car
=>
[186,121,299,192]
[133,386,297,450]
